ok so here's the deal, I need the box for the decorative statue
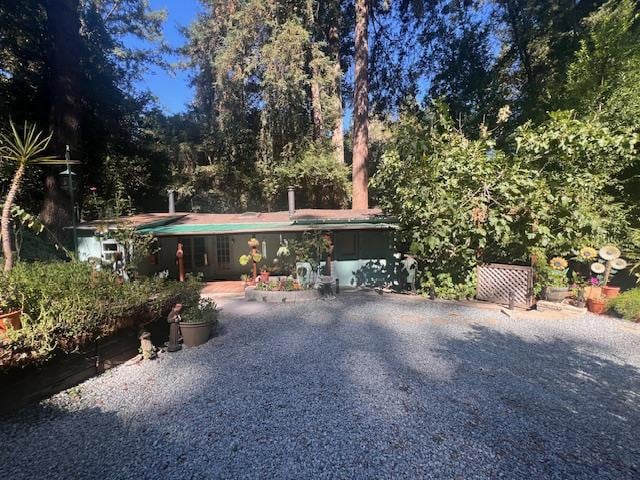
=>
[167,303,182,352]
[176,240,185,282]
[323,233,334,276]
[401,254,418,294]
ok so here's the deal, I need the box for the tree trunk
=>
[45,0,82,155]
[329,25,344,164]
[42,0,82,234]
[2,164,26,272]
[310,61,324,140]
[352,0,369,210]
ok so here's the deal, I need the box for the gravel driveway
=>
[2,293,639,479]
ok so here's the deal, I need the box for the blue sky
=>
[135,0,200,114]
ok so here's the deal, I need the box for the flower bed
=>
[0,262,201,370]
[244,284,320,303]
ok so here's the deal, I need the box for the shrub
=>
[0,262,202,369]
[607,289,640,321]
[371,104,637,296]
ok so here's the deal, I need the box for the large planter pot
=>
[543,286,570,303]
[179,321,213,347]
[602,286,620,298]
[587,298,607,315]
[584,286,602,300]
[0,310,22,337]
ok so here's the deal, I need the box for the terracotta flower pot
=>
[584,286,602,300]
[0,310,22,337]
[180,321,213,347]
[587,298,607,315]
[602,286,620,298]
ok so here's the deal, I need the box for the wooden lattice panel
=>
[476,263,534,308]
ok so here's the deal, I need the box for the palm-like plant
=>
[1,121,55,271]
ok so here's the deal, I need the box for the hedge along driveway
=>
[1,294,639,479]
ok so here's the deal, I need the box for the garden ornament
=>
[167,303,182,352]
[176,240,185,282]
[139,331,157,360]
[401,255,418,293]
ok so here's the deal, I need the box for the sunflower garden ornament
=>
[541,255,571,302]
[598,245,621,261]
[578,246,597,262]
[549,257,568,271]
[591,245,628,296]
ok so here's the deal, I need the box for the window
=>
[194,237,206,267]
[216,235,230,267]
[102,240,120,263]
[336,232,357,259]
[179,238,208,269]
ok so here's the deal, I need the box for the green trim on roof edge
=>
[137,222,293,235]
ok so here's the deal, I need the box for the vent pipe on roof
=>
[287,186,295,218]
[168,190,175,214]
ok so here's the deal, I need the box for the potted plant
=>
[259,265,270,283]
[592,245,627,298]
[574,246,600,299]
[542,257,570,302]
[587,295,607,314]
[179,298,218,347]
[584,276,603,300]
[569,274,587,308]
[0,281,22,337]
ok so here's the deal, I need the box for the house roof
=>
[76,209,397,236]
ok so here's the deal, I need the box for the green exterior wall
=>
[78,229,398,288]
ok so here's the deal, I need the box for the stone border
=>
[244,286,320,303]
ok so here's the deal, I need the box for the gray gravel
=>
[2,293,640,479]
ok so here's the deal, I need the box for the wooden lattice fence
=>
[476,263,535,308]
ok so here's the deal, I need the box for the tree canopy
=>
[1,0,639,284]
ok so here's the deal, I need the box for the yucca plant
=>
[1,121,55,272]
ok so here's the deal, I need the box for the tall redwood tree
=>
[352,0,369,209]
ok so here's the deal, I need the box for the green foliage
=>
[0,0,171,213]
[0,262,201,369]
[264,143,350,208]
[289,231,330,271]
[422,270,477,301]
[182,0,345,211]
[371,105,638,296]
[607,288,640,321]
[180,298,218,324]
[565,0,640,128]
[101,225,160,276]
